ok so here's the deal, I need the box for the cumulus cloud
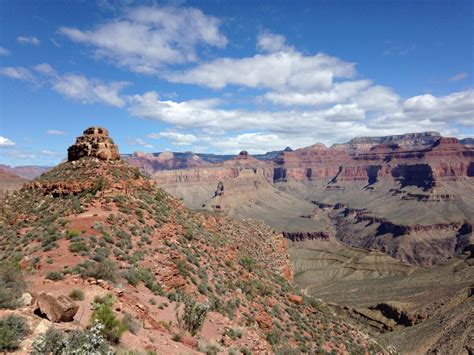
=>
[167,51,355,91]
[52,74,129,107]
[148,131,197,146]
[127,87,473,151]
[0,47,10,56]
[402,90,474,125]
[59,6,227,73]
[17,36,41,46]
[0,136,15,147]
[47,129,68,135]
[257,31,293,53]
[354,85,400,112]
[263,80,372,106]
[0,67,35,81]
[2,63,129,107]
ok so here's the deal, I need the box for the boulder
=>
[36,293,79,322]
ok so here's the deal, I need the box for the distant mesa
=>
[239,150,249,156]
[67,126,120,162]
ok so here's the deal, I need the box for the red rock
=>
[288,294,303,305]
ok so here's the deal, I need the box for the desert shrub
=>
[123,267,163,295]
[67,229,81,238]
[31,327,66,354]
[91,295,126,344]
[175,293,209,336]
[75,259,118,283]
[32,323,112,354]
[224,327,243,340]
[69,289,85,301]
[123,313,141,335]
[198,340,220,355]
[267,330,282,345]
[123,267,141,286]
[69,241,89,253]
[0,314,29,352]
[239,256,256,272]
[0,262,26,309]
[175,259,190,278]
[46,271,64,281]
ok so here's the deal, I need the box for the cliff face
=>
[275,136,474,187]
[150,132,474,266]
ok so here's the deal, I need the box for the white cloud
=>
[354,85,400,111]
[129,91,377,136]
[17,36,41,46]
[263,80,372,106]
[0,136,15,147]
[167,51,355,91]
[257,31,293,53]
[52,74,129,107]
[128,88,473,150]
[3,63,129,107]
[35,63,57,76]
[0,67,35,81]
[126,138,153,148]
[403,90,474,125]
[449,72,468,82]
[0,47,10,56]
[60,6,227,73]
[148,131,197,146]
[47,130,68,135]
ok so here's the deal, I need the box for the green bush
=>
[175,293,209,336]
[32,323,112,354]
[239,256,256,272]
[0,314,29,352]
[122,267,163,295]
[30,327,66,354]
[0,262,26,309]
[91,296,126,344]
[224,327,243,340]
[67,229,81,238]
[46,271,64,281]
[75,259,118,283]
[69,241,89,253]
[69,289,85,301]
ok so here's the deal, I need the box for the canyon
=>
[1,129,473,353]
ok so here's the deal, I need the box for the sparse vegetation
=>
[0,262,26,309]
[69,289,85,301]
[46,271,64,281]
[239,255,256,272]
[91,294,126,344]
[0,314,29,352]
[31,323,112,354]
[175,293,210,336]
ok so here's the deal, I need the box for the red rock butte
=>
[67,126,120,162]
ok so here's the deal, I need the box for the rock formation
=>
[36,293,79,322]
[67,126,120,162]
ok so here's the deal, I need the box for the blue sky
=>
[0,0,472,166]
